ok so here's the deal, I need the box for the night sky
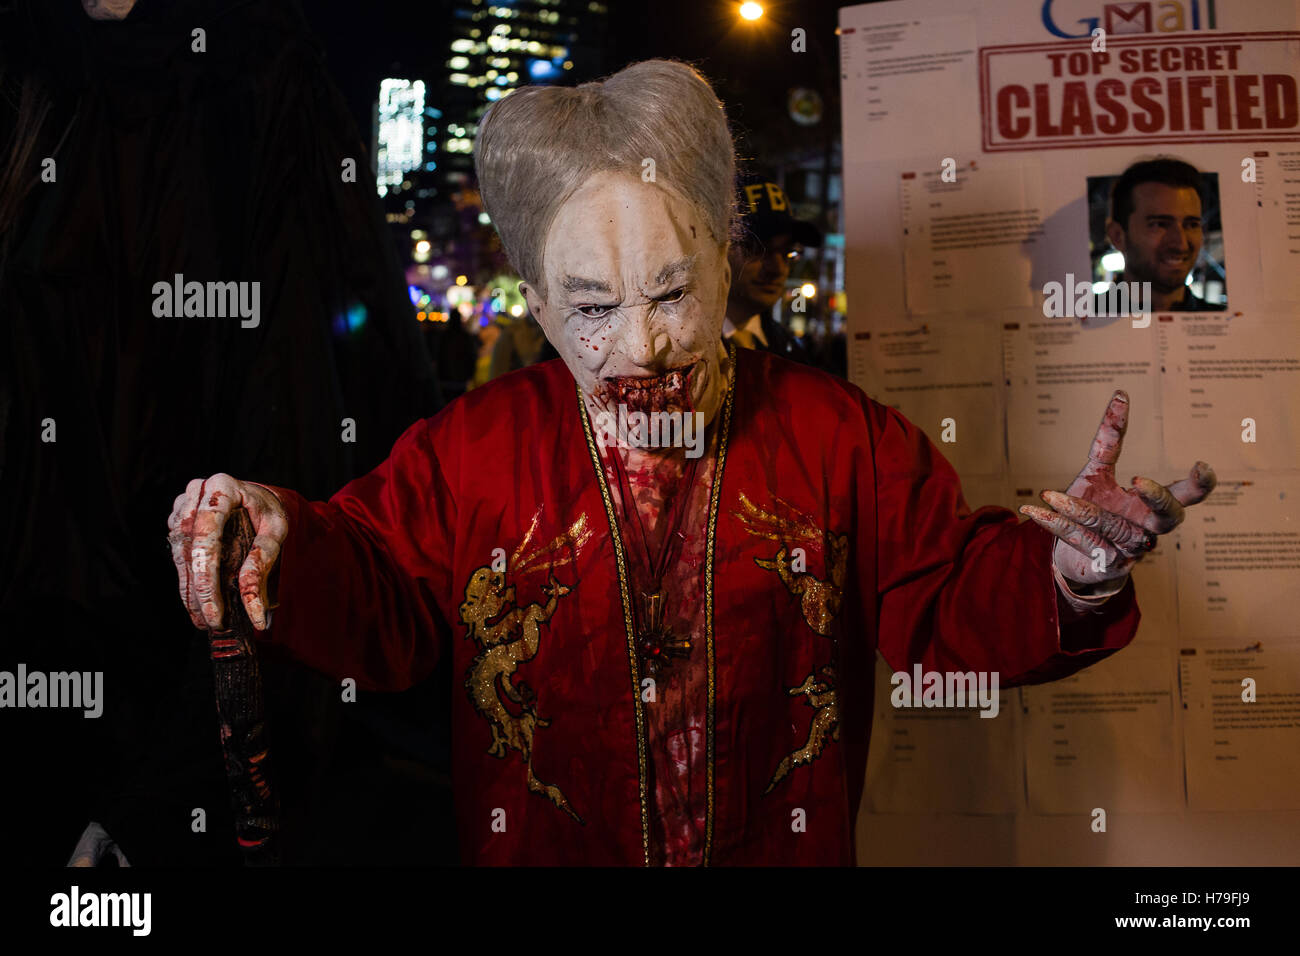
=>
[301,0,851,162]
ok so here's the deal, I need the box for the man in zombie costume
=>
[0,0,445,865]
[168,59,1216,866]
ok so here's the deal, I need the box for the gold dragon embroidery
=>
[734,492,848,794]
[766,666,841,794]
[459,510,592,823]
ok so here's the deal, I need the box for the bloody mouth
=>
[598,362,697,413]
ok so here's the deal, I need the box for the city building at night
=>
[372,0,612,348]
[436,0,610,188]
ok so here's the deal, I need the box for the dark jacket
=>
[723,312,813,365]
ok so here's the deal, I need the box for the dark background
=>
[0,0,858,868]
[302,0,845,169]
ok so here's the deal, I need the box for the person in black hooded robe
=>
[1,0,454,865]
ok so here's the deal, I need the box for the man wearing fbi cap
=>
[724,174,822,364]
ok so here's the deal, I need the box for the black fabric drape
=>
[1,0,453,865]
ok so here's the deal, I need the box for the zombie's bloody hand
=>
[1019,390,1216,591]
[167,474,288,631]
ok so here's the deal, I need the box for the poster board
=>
[841,0,1300,865]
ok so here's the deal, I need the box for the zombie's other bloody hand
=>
[167,474,288,631]
[1019,390,1217,590]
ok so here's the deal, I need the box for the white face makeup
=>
[519,170,732,435]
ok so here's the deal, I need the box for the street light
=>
[739,2,763,21]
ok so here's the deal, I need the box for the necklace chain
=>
[608,446,701,587]
[605,436,704,675]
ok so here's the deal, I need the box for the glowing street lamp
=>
[739,2,763,21]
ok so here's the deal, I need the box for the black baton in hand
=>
[207,505,280,865]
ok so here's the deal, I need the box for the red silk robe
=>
[261,347,1140,865]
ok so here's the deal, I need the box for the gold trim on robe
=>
[703,342,737,866]
[576,341,737,867]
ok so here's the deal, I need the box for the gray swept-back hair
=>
[474,58,739,298]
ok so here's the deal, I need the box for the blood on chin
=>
[592,362,701,414]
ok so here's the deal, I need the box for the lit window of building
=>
[376,78,425,198]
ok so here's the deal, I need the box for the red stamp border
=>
[978,31,1300,152]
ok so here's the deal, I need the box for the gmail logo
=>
[1105,2,1153,34]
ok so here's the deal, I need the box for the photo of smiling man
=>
[1096,158,1227,312]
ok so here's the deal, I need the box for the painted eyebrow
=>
[650,254,697,290]
[559,255,698,298]
[560,275,616,296]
